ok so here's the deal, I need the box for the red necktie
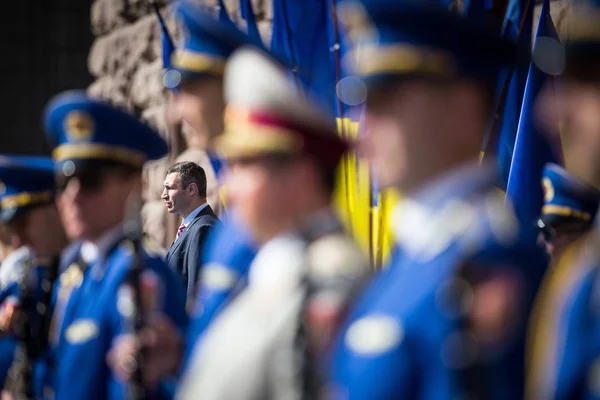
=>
[176,222,186,240]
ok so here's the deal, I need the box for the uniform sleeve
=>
[182,268,244,369]
[0,281,19,304]
[182,221,256,364]
[107,256,189,400]
[0,338,16,388]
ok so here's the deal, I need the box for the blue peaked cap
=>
[164,0,261,89]
[340,0,516,85]
[44,91,168,169]
[0,156,56,223]
[540,163,600,227]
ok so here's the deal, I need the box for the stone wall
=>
[87,0,273,249]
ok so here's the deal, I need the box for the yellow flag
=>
[333,117,398,268]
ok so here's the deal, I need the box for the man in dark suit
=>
[163,161,219,302]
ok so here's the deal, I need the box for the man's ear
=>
[187,182,198,197]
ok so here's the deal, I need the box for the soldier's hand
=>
[107,314,184,389]
[0,298,19,334]
[1,390,14,400]
[107,334,139,385]
[141,313,185,378]
[470,270,524,347]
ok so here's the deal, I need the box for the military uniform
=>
[185,217,256,363]
[43,92,188,399]
[0,245,29,389]
[523,4,600,398]
[330,163,547,399]
[176,46,367,400]
[526,235,600,400]
[328,1,548,399]
[0,156,63,398]
[163,0,263,365]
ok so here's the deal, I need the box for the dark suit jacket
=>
[166,205,220,301]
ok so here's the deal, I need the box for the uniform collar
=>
[81,225,126,273]
[392,160,498,248]
[183,202,209,226]
[409,160,498,208]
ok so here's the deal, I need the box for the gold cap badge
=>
[542,177,555,203]
[64,111,95,142]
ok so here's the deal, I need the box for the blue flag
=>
[270,0,336,114]
[240,0,262,45]
[217,0,233,24]
[151,2,175,70]
[487,0,533,186]
[506,0,561,224]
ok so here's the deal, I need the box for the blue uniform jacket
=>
[184,217,257,366]
[527,233,600,400]
[330,163,548,400]
[48,230,188,400]
[0,256,57,397]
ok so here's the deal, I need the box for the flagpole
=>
[375,191,385,268]
[550,75,565,165]
[329,0,357,244]
[150,1,165,28]
[481,0,535,158]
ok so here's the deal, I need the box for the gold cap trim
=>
[171,50,227,75]
[52,143,146,167]
[541,204,591,221]
[349,44,456,79]
[1,190,53,210]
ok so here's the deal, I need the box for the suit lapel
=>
[166,205,216,260]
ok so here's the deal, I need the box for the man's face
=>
[224,158,297,244]
[161,172,189,216]
[167,78,225,149]
[537,79,600,183]
[57,167,138,242]
[8,204,67,258]
[359,80,459,191]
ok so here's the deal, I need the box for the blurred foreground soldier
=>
[43,91,188,400]
[329,1,547,399]
[166,0,259,311]
[537,163,599,259]
[162,162,219,303]
[175,46,369,400]
[0,156,67,399]
[526,2,600,398]
[105,5,264,396]
[0,225,27,394]
[164,0,262,360]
